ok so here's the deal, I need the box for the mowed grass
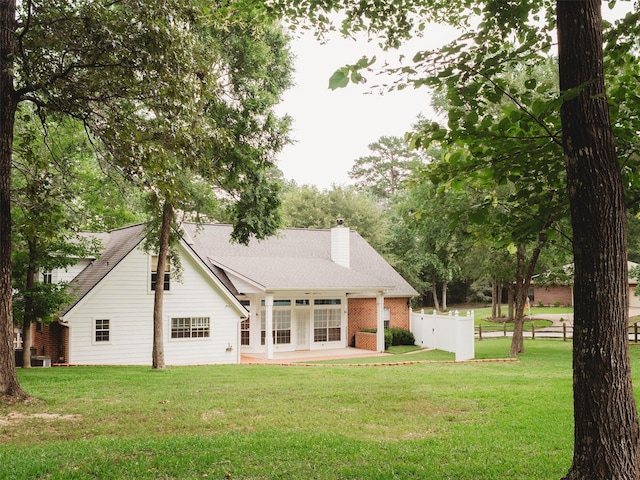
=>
[2,339,639,479]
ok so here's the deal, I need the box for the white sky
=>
[274,3,634,190]
[275,24,459,190]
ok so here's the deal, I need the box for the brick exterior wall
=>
[31,322,67,364]
[347,297,410,347]
[355,331,377,351]
[532,286,573,307]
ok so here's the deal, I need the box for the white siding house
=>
[36,221,418,365]
[58,225,247,366]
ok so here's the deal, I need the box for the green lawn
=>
[2,339,638,479]
[453,305,574,322]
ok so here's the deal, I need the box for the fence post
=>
[563,322,567,342]
[532,322,535,340]
[503,322,507,337]
[478,324,482,340]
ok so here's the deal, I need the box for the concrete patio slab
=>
[241,347,390,364]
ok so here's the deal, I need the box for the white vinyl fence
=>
[410,309,475,361]
[13,327,23,350]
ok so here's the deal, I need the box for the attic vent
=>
[331,221,350,268]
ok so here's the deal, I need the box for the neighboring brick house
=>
[23,220,417,365]
[531,285,574,307]
[531,261,639,308]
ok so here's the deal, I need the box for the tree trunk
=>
[507,283,514,321]
[510,246,527,356]
[430,274,441,312]
[491,274,497,318]
[496,281,503,318]
[21,239,38,369]
[558,1,640,477]
[152,201,173,369]
[441,281,447,311]
[509,241,546,357]
[0,0,26,399]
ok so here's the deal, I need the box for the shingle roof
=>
[61,222,418,317]
[61,224,146,316]
[182,223,418,296]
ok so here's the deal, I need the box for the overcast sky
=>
[274,23,458,190]
[274,4,633,190]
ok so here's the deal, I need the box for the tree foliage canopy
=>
[348,135,427,202]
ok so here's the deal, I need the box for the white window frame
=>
[170,317,210,340]
[383,307,391,329]
[150,255,170,293]
[240,300,251,346]
[260,303,292,346]
[93,318,111,344]
[313,299,342,343]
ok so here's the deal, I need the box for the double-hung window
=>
[240,300,250,346]
[240,318,250,346]
[260,300,291,345]
[151,256,170,291]
[171,317,210,339]
[313,299,342,342]
[95,319,110,343]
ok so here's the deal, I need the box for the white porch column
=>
[376,293,385,352]
[265,294,274,359]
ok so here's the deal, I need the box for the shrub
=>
[359,327,415,350]
[388,327,415,346]
[384,329,393,350]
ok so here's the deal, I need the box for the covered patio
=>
[241,347,390,364]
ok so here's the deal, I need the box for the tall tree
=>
[348,135,426,202]
[281,184,388,251]
[558,2,640,477]
[0,0,287,396]
[0,0,24,398]
[386,175,468,311]
[412,52,568,354]
[130,8,293,369]
[12,110,86,368]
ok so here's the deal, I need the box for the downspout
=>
[376,293,385,352]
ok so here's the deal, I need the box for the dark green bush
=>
[359,327,415,350]
[384,329,393,350]
[388,327,415,346]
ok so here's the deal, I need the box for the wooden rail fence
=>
[476,322,640,342]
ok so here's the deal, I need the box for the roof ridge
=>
[182,222,339,233]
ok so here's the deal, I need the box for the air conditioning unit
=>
[31,356,51,368]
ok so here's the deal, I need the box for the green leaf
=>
[355,55,376,69]
[329,69,350,90]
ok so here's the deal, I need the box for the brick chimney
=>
[331,218,350,268]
